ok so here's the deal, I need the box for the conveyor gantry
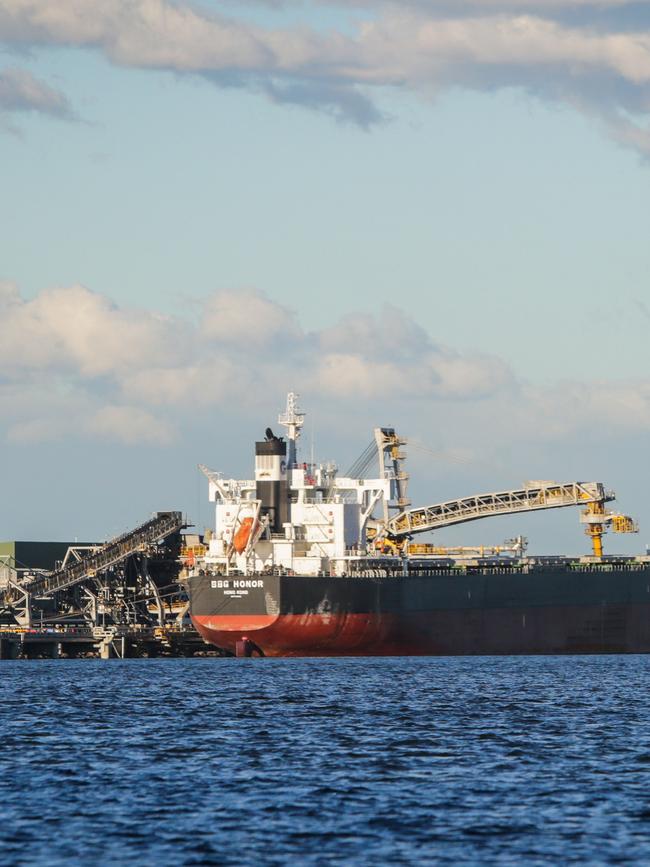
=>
[386,482,614,538]
[1,511,184,605]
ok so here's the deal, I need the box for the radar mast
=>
[278,392,305,468]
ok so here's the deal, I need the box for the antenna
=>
[278,392,305,468]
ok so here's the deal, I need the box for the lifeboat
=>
[233,517,257,554]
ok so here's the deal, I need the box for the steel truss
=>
[0,512,186,628]
[386,481,614,538]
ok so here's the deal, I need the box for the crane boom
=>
[385,481,613,538]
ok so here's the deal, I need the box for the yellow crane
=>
[581,501,638,558]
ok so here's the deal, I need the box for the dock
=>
[0,512,224,659]
[0,625,220,660]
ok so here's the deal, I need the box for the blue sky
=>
[0,0,649,554]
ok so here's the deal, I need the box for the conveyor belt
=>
[386,482,613,538]
[1,511,184,603]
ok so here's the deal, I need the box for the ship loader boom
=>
[381,481,636,557]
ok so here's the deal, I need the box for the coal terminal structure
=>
[0,513,219,659]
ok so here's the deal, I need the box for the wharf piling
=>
[0,625,217,660]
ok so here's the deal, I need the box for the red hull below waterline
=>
[191,605,650,657]
[191,613,403,657]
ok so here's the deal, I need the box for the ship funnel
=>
[255,433,288,534]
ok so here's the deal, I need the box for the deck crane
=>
[368,430,638,557]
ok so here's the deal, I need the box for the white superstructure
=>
[199,394,406,576]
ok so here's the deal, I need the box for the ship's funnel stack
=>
[255,433,288,534]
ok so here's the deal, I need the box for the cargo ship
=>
[188,394,648,657]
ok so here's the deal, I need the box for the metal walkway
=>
[2,511,184,603]
[386,482,613,538]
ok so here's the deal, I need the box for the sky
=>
[0,0,649,554]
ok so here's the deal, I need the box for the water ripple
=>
[2,656,650,864]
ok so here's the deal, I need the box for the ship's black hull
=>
[189,563,650,656]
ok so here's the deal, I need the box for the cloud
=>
[6,403,175,445]
[3,281,650,456]
[0,66,74,128]
[0,282,185,445]
[319,307,431,362]
[2,277,647,544]
[201,288,302,348]
[1,0,650,151]
[0,281,182,376]
[367,1,646,11]
[317,307,513,398]
[0,282,514,445]
[84,405,176,445]
[6,417,71,444]
[520,379,650,438]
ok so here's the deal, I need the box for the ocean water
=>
[2,657,650,866]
